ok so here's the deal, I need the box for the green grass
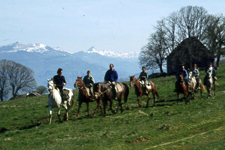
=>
[1,64,225,149]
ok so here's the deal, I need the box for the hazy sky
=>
[1,0,224,53]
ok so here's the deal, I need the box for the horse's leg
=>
[137,94,142,109]
[57,107,62,123]
[76,101,82,118]
[63,104,69,121]
[152,91,156,107]
[146,93,151,108]
[86,102,90,117]
[177,93,179,105]
[119,94,124,113]
[110,99,116,114]
[49,106,52,124]
[93,99,100,116]
[101,100,106,117]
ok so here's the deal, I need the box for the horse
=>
[93,82,129,116]
[74,77,103,118]
[204,70,217,98]
[129,76,159,108]
[188,71,206,99]
[174,73,190,104]
[47,79,75,124]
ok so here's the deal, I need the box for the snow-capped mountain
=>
[85,46,139,59]
[0,42,141,88]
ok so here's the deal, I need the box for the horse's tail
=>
[122,83,129,103]
[214,81,219,86]
[151,81,159,99]
[200,83,207,92]
[71,90,76,108]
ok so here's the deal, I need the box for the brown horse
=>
[74,77,103,118]
[188,71,206,99]
[93,82,129,116]
[129,76,159,108]
[174,73,190,104]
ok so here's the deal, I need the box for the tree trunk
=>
[216,51,221,69]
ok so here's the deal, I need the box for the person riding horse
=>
[204,62,217,85]
[192,64,200,90]
[83,70,95,97]
[176,65,190,89]
[53,68,66,103]
[104,63,118,99]
[139,66,149,93]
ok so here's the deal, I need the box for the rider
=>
[205,62,217,84]
[139,66,149,93]
[53,68,66,103]
[139,66,148,85]
[176,64,190,89]
[83,70,95,97]
[104,64,118,98]
[192,64,200,89]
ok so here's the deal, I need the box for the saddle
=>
[140,80,152,90]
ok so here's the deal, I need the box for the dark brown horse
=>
[93,82,129,116]
[174,73,190,104]
[74,77,103,118]
[129,76,159,108]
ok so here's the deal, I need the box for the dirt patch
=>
[134,137,150,144]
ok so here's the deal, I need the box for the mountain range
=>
[0,42,142,88]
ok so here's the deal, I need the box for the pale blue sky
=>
[0,0,224,53]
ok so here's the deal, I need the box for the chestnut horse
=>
[174,73,190,104]
[74,77,103,118]
[93,82,129,116]
[188,71,206,99]
[129,76,159,108]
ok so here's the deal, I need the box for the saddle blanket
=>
[115,83,123,93]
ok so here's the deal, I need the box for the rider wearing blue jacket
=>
[104,64,118,83]
[104,64,118,99]
[176,65,188,80]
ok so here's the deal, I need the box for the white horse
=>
[188,71,206,99]
[47,79,75,124]
[205,70,214,98]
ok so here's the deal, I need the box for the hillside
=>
[0,64,225,149]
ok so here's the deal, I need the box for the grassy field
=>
[1,64,225,150]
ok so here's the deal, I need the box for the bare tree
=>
[0,60,10,101]
[36,85,48,95]
[2,60,37,99]
[175,6,210,70]
[204,14,225,68]
[139,28,167,73]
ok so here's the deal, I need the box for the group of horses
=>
[47,69,216,124]
[175,69,217,104]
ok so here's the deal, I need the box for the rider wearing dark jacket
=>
[53,68,66,102]
[104,64,118,83]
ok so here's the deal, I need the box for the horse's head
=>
[188,71,192,79]
[93,83,102,100]
[178,73,184,82]
[47,79,54,91]
[74,76,83,88]
[206,70,212,79]
[129,76,135,87]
